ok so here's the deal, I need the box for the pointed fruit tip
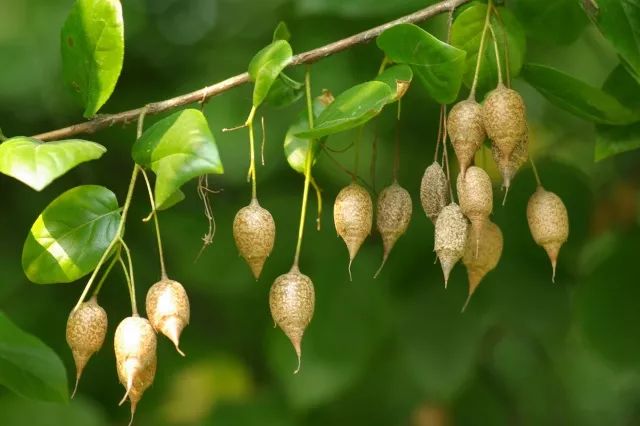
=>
[373,253,389,279]
[248,257,266,280]
[292,339,302,375]
[348,258,353,282]
[128,401,138,426]
[71,374,81,399]
[163,318,186,356]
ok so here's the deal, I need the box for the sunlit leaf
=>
[22,185,121,284]
[0,137,105,191]
[375,64,413,102]
[61,0,124,118]
[248,40,293,107]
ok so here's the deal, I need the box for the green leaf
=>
[521,63,640,125]
[374,64,413,102]
[296,81,392,139]
[583,0,640,80]
[22,185,121,284]
[284,96,330,173]
[377,24,465,104]
[0,312,68,402]
[61,0,124,118]
[264,73,304,108]
[0,137,106,191]
[510,0,588,45]
[132,109,223,210]
[248,40,293,107]
[272,21,291,42]
[595,65,640,160]
[451,3,526,96]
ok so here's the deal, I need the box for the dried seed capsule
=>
[269,266,315,373]
[420,162,450,224]
[462,221,503,312]
[114,316,157,410]
[482,84,527,161]
[233,198,276,279]
[333,182,373,279]
[66,296,107,397]
[447,99,486,176]
[456,166,493,253]
[118,350,156,426]
[492,130,529,197]
[146,278,190,356]
[434,203,469,287]
[527,186,569,282]
[374,182,412,278]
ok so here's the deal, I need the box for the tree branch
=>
[34,0,469,141]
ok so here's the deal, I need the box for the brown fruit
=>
[269,266,315,374]
[461,221,503,312]
[118,351,156,426]
[66,296,108,397]
[114,316,157,410]
[482,84,527,162]
[456,166,493,253]
[374,182,412,278]
[447,99,486,175]
[146,278,190,356]
[233,198,276,279]
[434,203,469,286]
[333,182,373,279]
[491,131,529,197]
[420,162,450,224]
[527,186,569,282]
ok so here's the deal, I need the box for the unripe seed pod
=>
[233,198,276,279]
[461,221,503,312]
[374,182,412,278]
[333,182,372,279]
[114,316,157,410]
[527,186,569,282]
[482,84,527,161]
[434,203,469,287]
[146,278,190,356]
[492,131,529,196]
[66,296,107,397]
[447,99,486,175]
[269,266,315,374]
[456,166,493,253]
[420,162,450,224]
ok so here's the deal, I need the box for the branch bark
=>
[34,0,469,141]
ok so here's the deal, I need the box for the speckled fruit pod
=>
[483,85,527,160]
[434,203,469,286]
[333,182,373,266]
[420,162,450,224]
[269,267,315,373]
[375,182,412,277]
[146,279,190,356]
[118,351,156,425]
[527,186,569,281]
[66,297,108,393]
[447,99,486,175]
[462,221,503,311]
[233,198,276,279]
[492,130,529,190]
[456,166,493,223]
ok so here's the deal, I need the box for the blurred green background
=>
[2,0,640,425]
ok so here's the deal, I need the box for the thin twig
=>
[32,0,471,141]
[468,0,493,100]
[491,5,511,87]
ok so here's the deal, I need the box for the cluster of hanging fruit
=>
[66,277,189,425]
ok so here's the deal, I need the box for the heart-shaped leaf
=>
[272,21,291,42]
[451,4,526,96]
[22,185,121,284]
[0,137,106,191]
[284,96,331,173]
[61,0,124,118]
[375,64,413,102]
[0,311,68,402]
[248,40,293,107]
[296,81,392,139]
[377,24,465,104]
[265,73,304,108]
[521,63,640,125]
[132,109,223,210]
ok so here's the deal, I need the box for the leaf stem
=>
[491,5,511,87]
[141,168,168,279]
[119,238,137,315]
[468,0,493,100]
[246,106,258,200]
[530,158,542,187]
[488,23,503,86]
[310,176,323,231]
[91,250,120,298]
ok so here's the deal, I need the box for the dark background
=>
[2,0,640,425]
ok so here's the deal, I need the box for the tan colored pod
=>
[420,162,450,224]
[333,182,373,278]
[527,186,569,282]
[114,316,157,408]
[117,350,156,426]
[269,266,315,374]
[66,296,108,397]
[447,99,486,175]
[146,278,190,356]
[434,203,469,287]
[492,130,529,195]
[374,182,412,278]
[461,221,503,312]
[482,84,527,161]
[233,198,276,279]
[456,166,493,251]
